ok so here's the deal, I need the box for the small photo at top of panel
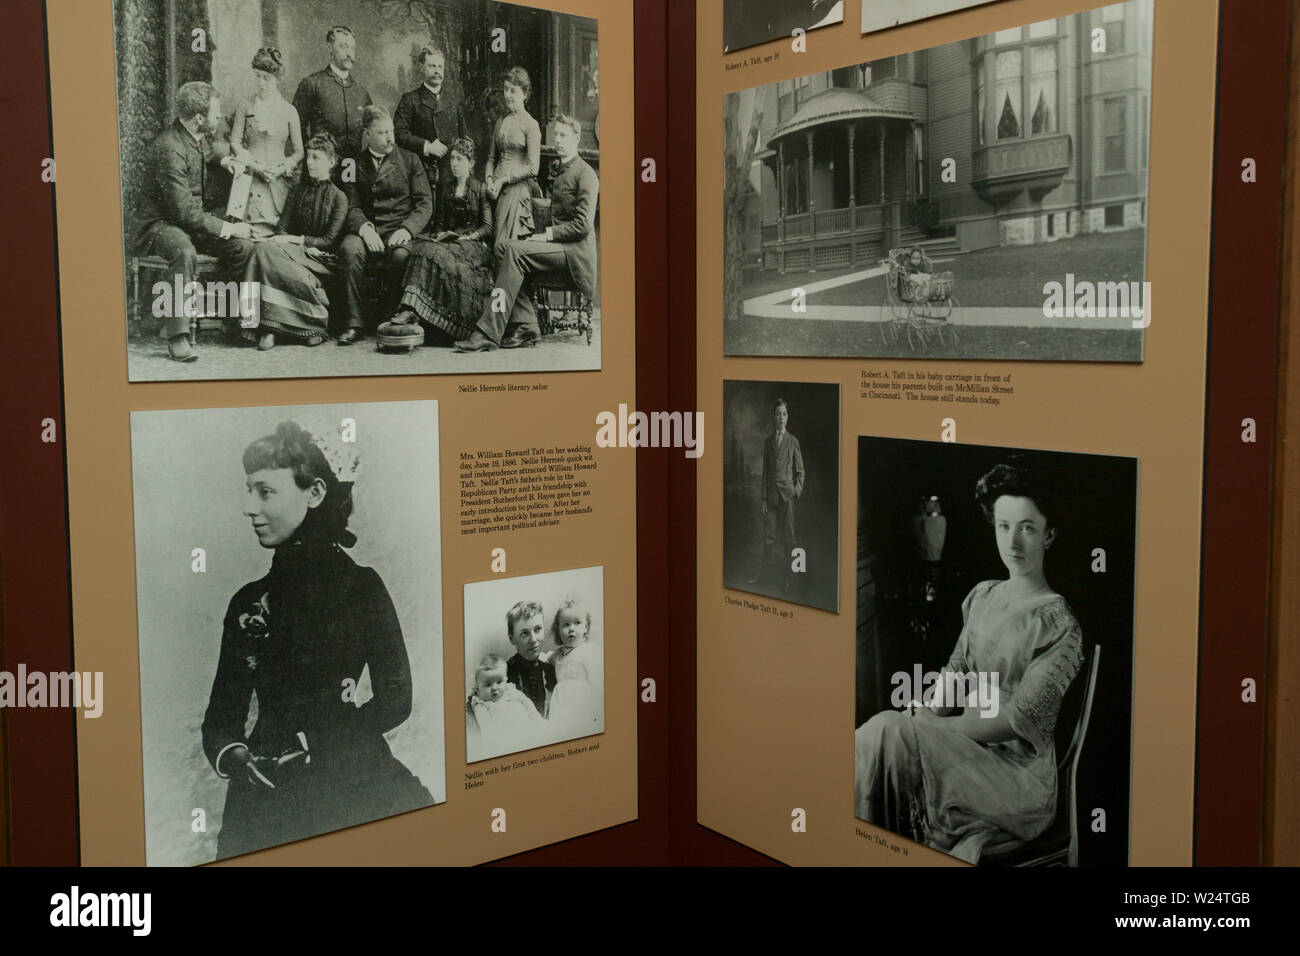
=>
[861,0,1003,36]
[724,0,846,54]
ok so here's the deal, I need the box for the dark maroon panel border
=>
[0,0,80,865]
[1194,0,1287,866]
[665,0,776,866]
[492,0,674,866]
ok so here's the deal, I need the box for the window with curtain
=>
[794,72,811,113]
[1104,96,1127,170]
[831,66,858,89]
[1029,44,1057,134]
[995,49,1023,140]
[973,66,986,147]
[1101,3,1125,54]
[867,56,896,83]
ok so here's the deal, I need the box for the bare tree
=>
[723,93,762,324]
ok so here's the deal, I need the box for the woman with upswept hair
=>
[484,66,541,258]
[200,421,433,859]
[227,47,304,236]
[854,457,1085,864]
[238,132,347,350]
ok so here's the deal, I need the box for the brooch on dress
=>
[237,592,271,670]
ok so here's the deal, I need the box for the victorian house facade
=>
[744,1,1151,274]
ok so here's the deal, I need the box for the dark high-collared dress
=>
[240,177,348,342]
[506,653,556,717]
[201,524,433,860]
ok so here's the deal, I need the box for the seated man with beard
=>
[135,81,256,362]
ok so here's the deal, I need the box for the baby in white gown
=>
[546,597,604,740]
[466,653,547,760]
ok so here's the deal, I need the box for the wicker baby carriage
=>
[879,246,960,351]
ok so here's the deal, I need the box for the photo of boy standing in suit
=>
[751,398,804,593]
[723,380,839,612]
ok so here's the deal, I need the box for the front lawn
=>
[797,229,1146,309]
[724,315,1143,362]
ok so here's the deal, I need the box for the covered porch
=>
[758,89,921,273]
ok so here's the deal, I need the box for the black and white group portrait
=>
[723,380,840,612]
[724,0,1153,362]
[114,0,601,381]
[129,400,444,865]
[462,566,604,763]
[853,438,1135,865]
[723,0,845,54]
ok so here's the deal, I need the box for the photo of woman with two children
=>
[463,566,605,763]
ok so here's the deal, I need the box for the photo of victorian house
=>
[724,0,1152,362]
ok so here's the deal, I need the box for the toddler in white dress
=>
[545,597,604,740]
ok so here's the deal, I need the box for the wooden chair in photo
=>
[978,643,1101,867]
[529,274,594,345]
[128,252,220,345]
[528,194,595,346]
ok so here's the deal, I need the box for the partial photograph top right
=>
[861,0,1004,36]
[724,0,1154,363]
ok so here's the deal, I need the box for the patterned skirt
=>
[398,236,495,340]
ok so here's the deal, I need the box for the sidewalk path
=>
[743,261,1140,330]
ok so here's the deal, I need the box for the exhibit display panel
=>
[695,0,1278,866]
[0,0,1289,874]
[30,0,642,866]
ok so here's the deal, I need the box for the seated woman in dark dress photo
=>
[386,136,494,344]
[201,421,434,860]
[239,132,348,350]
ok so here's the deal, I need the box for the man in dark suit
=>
[135,81,255,362]
[292,25,373,161]
[750,397,805,591]
[455,115,598,351]
[337,105,433,345]
[393,46,468,207]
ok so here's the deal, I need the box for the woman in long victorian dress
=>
[387,136,494,343]
[854,459,1085,864]
[239,133,348,350]
[201,422,433,860]
[227,48,304,237]
[484,66,542,258]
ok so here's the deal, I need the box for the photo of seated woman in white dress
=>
[854,443,1136,866]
